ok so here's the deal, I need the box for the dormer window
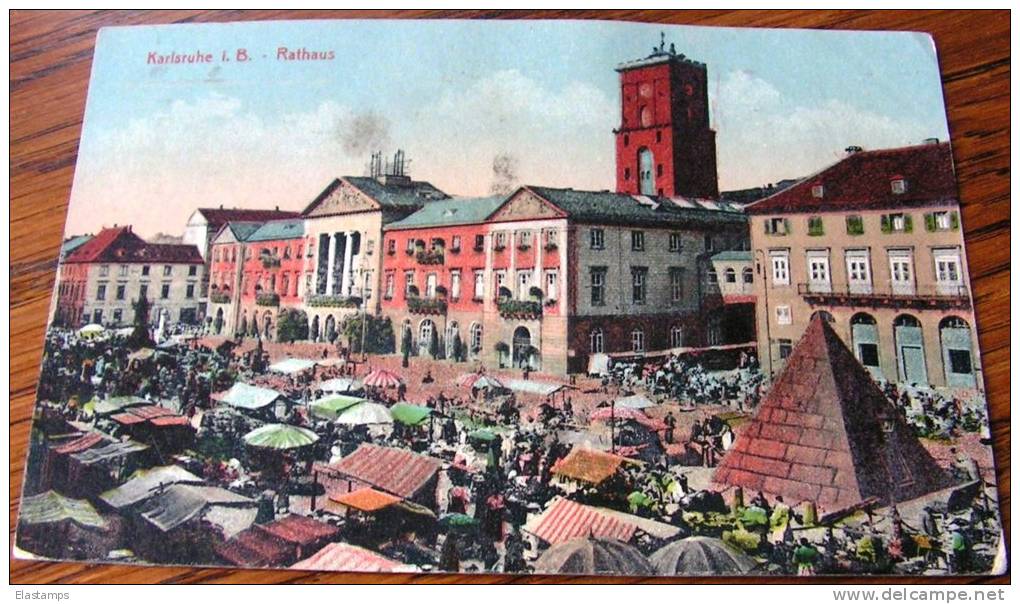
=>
[811,184,824,199]
[891,177,907,194]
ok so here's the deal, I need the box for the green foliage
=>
[497,300,543,319]
[807,216,824,236]
[427,326,439,358]
[846,215,865,235]
[276,308,309,343]
[341,314,396,354]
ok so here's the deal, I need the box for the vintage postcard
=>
[15,18,1005,577]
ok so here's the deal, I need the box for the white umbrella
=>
[319,378,363,393]
[336,402,393,426]
[615,394,655,410]
[78,323,105,337]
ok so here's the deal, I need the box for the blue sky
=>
[69,19,951,237]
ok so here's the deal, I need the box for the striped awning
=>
[524,497,637,545]
[290,542,413,573]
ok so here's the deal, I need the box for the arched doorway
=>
[446,321,460,361]
[469,323,483,360]
[250,314,260,338]
[940,316,976,388]
[419,319,436,358]
[324,315,337,343]
[214,308,224,334]
[589,328,604,354]
[512,326,537,370]
[707,313,723,346]
[239,312,248,337]
[310,315,320,341]
[850,313,881,379]
[638,147,655,195]
[894,314,927,385]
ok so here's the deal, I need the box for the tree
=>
[428,327,439,359]
[276,308,309,343]
[341,315,396,354]
[127,295,154,349]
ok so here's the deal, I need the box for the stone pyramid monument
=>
[714,315,954,511]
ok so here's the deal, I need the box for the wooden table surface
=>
[10,10,1010,584]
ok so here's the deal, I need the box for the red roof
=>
[289,542,407,573]
[149,415,192,427]
[52,432,107,455]
[325,443,441,500]
[64,226,203,265]
[197,207,299,226]
[747,142,957,214]
[110,413,148,425]
[713,316,953,510]
[526,497,637,545]
[127,405,176,420]
[330,487,401,512]
[552,448,633,485]
[215,528,295,568]
[257,514,340,546]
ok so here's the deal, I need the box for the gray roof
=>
[61,235,93,256]
[220,382,285,410]
[527,186,745,228]
[222,221,263,242]
[386,196,506,230]
[711,250,752,262]
[245,219,304,242]
[99,465,204,510]
[345,176,449,209]
[139,484,253,532]
[20,491,107,528]
[70,440,149,465]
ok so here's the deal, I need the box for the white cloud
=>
[713,70,936,189]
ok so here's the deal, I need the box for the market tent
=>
[319,378,363,393]
[589,406,665,431]
[533,536,655,576]
[649,536,759,576]
[268,358,318,375]
[99,465,203,511]
[219,383,285,411]
[20,490,107,529]
[473,375,505,390]
[524,496,681,546]
[390,403,431,426]
[128,348,156,361]
[551,447,638,486]
[505,379,572,396]
[78,323,105,337]
[331,487,402,513]
[456,372,486,388]
[363,368,404,389]
[290,542,416,573]
[92,396,149,417]
[243,424,319,450]
[138,484,256,534]
[335,402,393,426]
[309,395,370,421]
[614,394,655,410]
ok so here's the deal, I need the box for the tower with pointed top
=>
[614,36,719,199]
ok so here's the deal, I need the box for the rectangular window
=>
[163,265,172,276]
[631,330,645,353]
[99,265,109,277]
[704,234,714,252]
[160,283,170,299]
[859,343,880,368]
[631,267,647,304]
[776,305,792,325]
[188,265,197,276]
[387,239,396,255]
[93,309,103,324]
[806,251,831,292]
[517,270,532,299]
[517,231,532,249]
[888,250,914,295]
[846,215,865,235]
[948,349,973,374]
[631,230,645,251]
[846,250,872,294]
[778,339,793,359]
[119,265,129,277]
[590,228,605,250]
[112,309,123,324]
[474,234,485,251]
[927,210,958,232]
[451,235,462,251]
[590,267,607,306]
[473,270,485,300]
[770,251,790,286]
[545,270,559,301]
[96,284,106,301]
[494,270,507,298]
[670,267,684,302]
[141,265,150,276]
[139,284,148,300]
[186,284,195,299]
[807,216,824,236]
[366,239,375,254]
[450,271,462,300]
[426,273,437,298]
[384,273,395,299]
[882,213,913,233]
[116,284,126,300]
[765,218,789,236]
[669,232,682,252]
[494,232,507,249]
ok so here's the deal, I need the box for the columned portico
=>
[324,233,338,294]
[341,231,355,295]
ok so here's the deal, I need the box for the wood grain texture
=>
[9,9,1010,585]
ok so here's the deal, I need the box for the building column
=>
[341,230,355,296]
[325,233,338,295]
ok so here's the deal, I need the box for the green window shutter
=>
[950,211,960,230]
[783,218,791,235]
[924,213,936,232]
[880,214,892,234]
[904,214,913,233]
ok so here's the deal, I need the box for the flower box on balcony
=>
[517,244,531,251]
[261,256,281,269]
[307,295,361,308]
[256,292,280,306]
[210,292,231,304]
[416,250,445,265]
[544,242,558,251]
[408,297,447,315]
[450,245,461,254]
[493,244,506,252]
[497,300,543,320]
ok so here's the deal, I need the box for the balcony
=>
[497,299,543,320]
[260,256,281,269]
[210,291,231,304]
[415,250,444,265]
[408,297,447,315]
[796,282,971,310]
[307,294,361,308]
[256,292,280,307]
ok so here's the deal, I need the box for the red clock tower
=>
[614,37,719,199]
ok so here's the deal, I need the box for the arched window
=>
[940,316,975,387]
[639,105,652,128]
[707,269,718,284]
[631,329,645,353]
[894,314,921,328]
[470,323,483,357]
[638,148,655,195]
[894,314,927,384]
[743,267,754,284]
[590,328,604,354]
[670,325,684,349]
[724,268,737,283]
[811,310,835,323]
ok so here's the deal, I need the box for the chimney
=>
[845,145,863,155]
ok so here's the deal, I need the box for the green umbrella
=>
[309,395,369,421]
[243,424,319,450]
[439,513,479,530]
[390,403,432,426]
